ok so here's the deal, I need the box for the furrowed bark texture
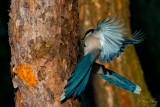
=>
[79,0,156,107]
[9,0,80,106]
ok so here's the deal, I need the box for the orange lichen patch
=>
[17,64,37,86]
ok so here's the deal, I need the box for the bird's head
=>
[82,29,94,40]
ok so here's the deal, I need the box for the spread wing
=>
[95,16,144,63]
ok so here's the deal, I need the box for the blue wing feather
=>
[61,50,100,101]
[65,56,89,88]
[73,67,92,96]
[93,63,141,94]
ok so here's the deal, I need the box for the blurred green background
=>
[0,0,160,106]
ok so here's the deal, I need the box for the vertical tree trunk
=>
[9,0,80,106]
[79,0,156,107]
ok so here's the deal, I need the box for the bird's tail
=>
[61,49,101,101]
[93,63,141,94]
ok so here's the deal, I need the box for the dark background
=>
[0,0,15,106]
[0,0,160,106]
[130,0,160,106]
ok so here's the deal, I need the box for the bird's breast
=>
[84,34,102,55]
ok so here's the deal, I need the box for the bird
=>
[60,16,144,101]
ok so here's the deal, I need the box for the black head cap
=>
[82,29,94,40]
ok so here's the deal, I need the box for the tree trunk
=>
[79,0,156,107]
[9,0,80,106]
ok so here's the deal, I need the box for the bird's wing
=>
[61,49,101,101]
[95,16,144,63]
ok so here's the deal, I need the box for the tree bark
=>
[9,0,80,106]
[79,0,156,107]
